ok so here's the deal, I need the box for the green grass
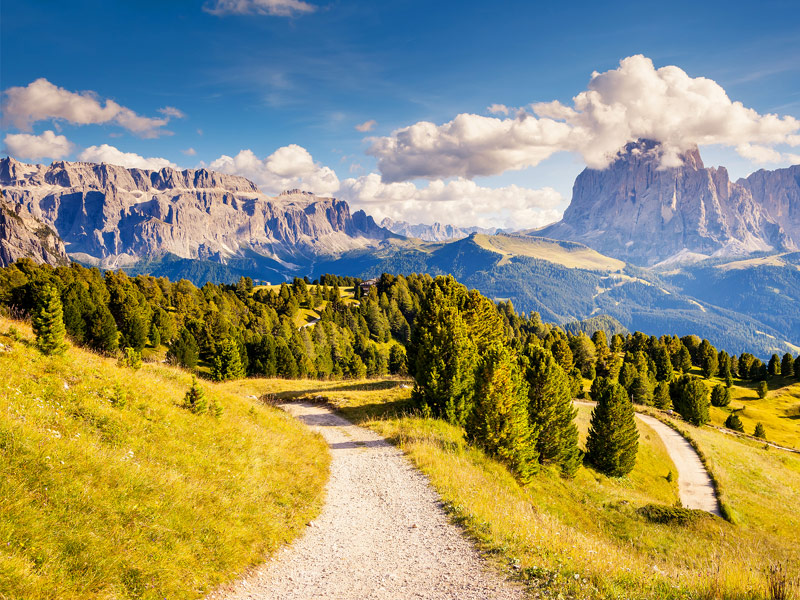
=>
[274,378,800,599]
[0,317,330,600]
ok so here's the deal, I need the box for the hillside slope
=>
[0,317,329,600]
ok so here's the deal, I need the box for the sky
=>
[2,0,799,229]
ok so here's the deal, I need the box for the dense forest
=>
[2,259,798,480]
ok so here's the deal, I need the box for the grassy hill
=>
[272,378,800,599]
[471,233,626,271]
[0,317,329,600]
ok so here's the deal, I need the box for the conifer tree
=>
[523,344,581,477]
[780,353,794,378]
[212,337,246,381]
[698,339,718,378]
[756,380,768,399]
[410,282,477,426]
[653,381,672,409]
[585,378,639,477]
[725,412,744,432]
[753,422,766,439]
[167,327,199,368]
[183,377,208,414]
[630,374,653,405]
[768,354,780,377]
[32,284,68,356]
[675,345,693,373]
[467,343,539,483]
[670,374,710,425]
[710,383,731,407]
[653,343,673,382]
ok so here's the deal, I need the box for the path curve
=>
[209,401,524,600]
[575,401,721,515]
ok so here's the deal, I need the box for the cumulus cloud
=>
[78,144,179,170]
[2,78,180,138]
[4,130,74,160]
[204,0,315,16]
[158,106,187,119]
[355,119,377,132]
[339,174,563,230]
[369,55,800,182]
[182,147,198,156]
[735,143,800,165]
[209,144,340,195]
[487,104,509,115]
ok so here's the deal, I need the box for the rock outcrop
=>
[0,194,69,267]
[0,158,396,269]
[380,218,499,242]
[538,140,796,265]
[740,164,800,244]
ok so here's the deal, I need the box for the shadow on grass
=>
[336,399,415,424]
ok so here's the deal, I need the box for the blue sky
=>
[2,0,799,228]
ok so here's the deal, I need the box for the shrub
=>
[638,503,707,525]
[117,347,142,370]
[183,377,208,414]
[753,422,766,440]
[757,380,768,399]
[725,413,744,432]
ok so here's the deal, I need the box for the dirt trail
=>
[575,400,721,515]
[209,402,524,600]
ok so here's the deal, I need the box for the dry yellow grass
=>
[471,233,626,271]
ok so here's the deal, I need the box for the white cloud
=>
[2,78,179,138]
[487,104,509,115]
[735,143,800,165]
[338,174,563,230]
[355,119,377,132]
[204,0,315,16]
[78,144,179,170]
[158,106,187,119]
[182,147,198,156]
[369,55,800,182]
[208,144,339,195]
[4,130,74,160]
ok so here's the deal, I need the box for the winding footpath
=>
[210,401,524,600]
[575,401,721,516]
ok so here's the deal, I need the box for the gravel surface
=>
[209,401,524,600]
[575,401,721,515]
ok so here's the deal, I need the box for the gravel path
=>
[210,401,524,600]
[575,401,721,515]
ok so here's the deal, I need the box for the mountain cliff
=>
[0,194,69,267]
[740,164,800,244]
[538,140,797,265]
[0,158,395,271]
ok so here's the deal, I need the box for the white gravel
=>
[209,401,524,600]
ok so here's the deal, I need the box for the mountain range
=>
[1,143,798,356]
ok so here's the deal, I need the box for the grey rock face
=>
[740,164,800,243]
[538,140,796,265]
[0,196,69,267]
[0,158,395,268]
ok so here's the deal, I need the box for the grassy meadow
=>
[0,317,330,600]
[271,377,800,599]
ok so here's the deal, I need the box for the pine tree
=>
[653,343,673,382]
[167,327,199,368]
[212,337,246,382]
[710,383,731,407]
[585,378,639,477]
[670,375,710,425]
[768,354,780,377]
[780,353,794,378]
[675,345,693,373]
[32,284,68,356]
[467,343,539,483]
[653,381,672,410]
[630,374,653,405]
[523,344,581,477]
[756,380,768,399]
[753,422,766,439]
[725,413,744,432]
[274,337,298,378]
[388,343,407,375]
[698,339,718,378]
[410,282,477,426]
[183,378,208,414]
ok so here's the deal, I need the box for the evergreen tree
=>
[710,383,731,407]
[523,345,581,476]
[410,281,478,426]
[768,354,780,377]
[698,339,718,378]
[756,380,768,399]
[388,343,407,375]
[32,284,68,356]
[653,344,673,382]
[670,375,710,425]
[86,304,119,353]
[653,381,672,410]
[467,343,539,483]
[585,378,639,477]
[275,338,298,378]
[724,413,744,432]
[780,353,795,378]
[753,422,766,439]
[630,374,653,405]
[149,321,161,347]
[118,347,142,370]
[674,345,693,373]
[212,337,246,381]
[183,378,208,414]
[167,327,199,368]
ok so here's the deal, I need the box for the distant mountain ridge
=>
[0,157,396,272]
[537,140,798,266]
[0,196,69,267]
[380,217,500,242]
